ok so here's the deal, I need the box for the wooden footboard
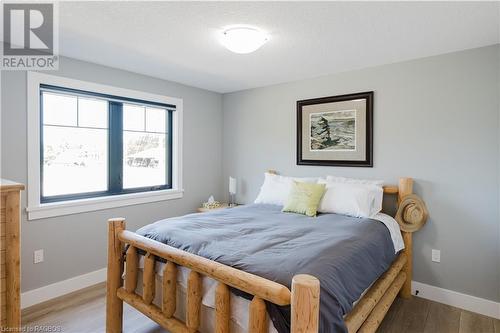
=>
[106,218,320,333]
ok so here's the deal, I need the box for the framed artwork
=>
[296,91,373,167]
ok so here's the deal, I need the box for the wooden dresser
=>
[0,179,23,330]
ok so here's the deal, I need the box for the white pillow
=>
[325,176,384,216]
[254,173,318,206]
[318,179,383,218]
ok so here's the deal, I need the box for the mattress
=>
[133,257,378,333]
[135,204,401,333]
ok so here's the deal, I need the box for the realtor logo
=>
[2,2,58,70]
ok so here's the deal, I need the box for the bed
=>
[106,174,428,333]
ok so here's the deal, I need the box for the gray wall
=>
[222,45,500,302]
[1,57,224,292]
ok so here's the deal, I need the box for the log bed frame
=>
[106,173,428,333]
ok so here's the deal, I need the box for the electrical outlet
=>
[34,249,44,264]
[431,249,440,263]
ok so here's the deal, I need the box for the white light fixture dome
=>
[221,26,269,54]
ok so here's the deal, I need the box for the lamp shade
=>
[229,177,237,194]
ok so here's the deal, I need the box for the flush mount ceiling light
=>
[220,26,269,54]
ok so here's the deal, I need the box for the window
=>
[27,72,183,220]
[40,85,174,203]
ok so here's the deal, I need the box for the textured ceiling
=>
[57,1,499,93]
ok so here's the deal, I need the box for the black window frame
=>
[40,84,174,203]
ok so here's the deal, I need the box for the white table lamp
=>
[229,177,237,207]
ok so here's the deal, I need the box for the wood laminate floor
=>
[22,285,499,333]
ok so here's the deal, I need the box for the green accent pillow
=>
[282,181,326,217]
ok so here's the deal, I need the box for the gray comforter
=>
[136,204,397,333]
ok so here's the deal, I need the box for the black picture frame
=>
[296,91,373,167]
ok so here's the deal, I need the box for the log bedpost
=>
[397,178,413,299]
[291,274,320,333]
[106,218,125,333]
[396,178,429,300]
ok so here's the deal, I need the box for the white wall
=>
[1,56,224,292]
[222,45,500,302]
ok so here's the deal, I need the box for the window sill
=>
[26,189,184,220]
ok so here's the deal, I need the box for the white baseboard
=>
[412,281,500,319]
[20,270,499,320]
[21,268,107,309]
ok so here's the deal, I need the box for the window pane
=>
[123,131,166,189]
[78,98,108,128]
[146,107,166,133]
[43,126,108,196]
[42,92,77,126]
[123,104,145,131]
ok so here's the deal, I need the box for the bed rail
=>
[106,218,320,333]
